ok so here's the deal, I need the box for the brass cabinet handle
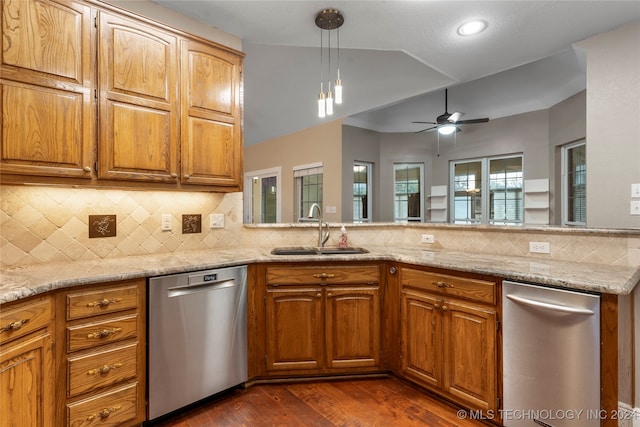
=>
[171,172,178,178]
[0,318,30,332]
[86,298,121,308]
[434,281,453,288]
[87,406,122,421]
[184,174,190,179]
[313,273,335,279]
[442,305,449,311]
[87,327,122,339]
[433,303,441,310]
[83,166,92,173]
[87,363,123,376]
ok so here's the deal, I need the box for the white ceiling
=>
[152,1,640,146]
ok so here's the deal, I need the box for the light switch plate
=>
[632,183,640,198]
[161,214,172,231]
[631,201,640,216]
[210,213,225,228]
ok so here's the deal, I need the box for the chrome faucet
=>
[308,203,330,247]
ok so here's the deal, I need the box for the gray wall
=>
[578,21,640,229]
[341,126,381,222]
[341,93,588,225]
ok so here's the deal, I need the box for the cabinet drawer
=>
[66,284,138,321]
[68,342,138,397]
[401,268,496,305]
[66,382,139,427]
[67,314,138,352]
[267,265,380,286]
[0,297,52,345]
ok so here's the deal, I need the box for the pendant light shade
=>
[315,9,344,117]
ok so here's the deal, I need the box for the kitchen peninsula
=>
[1,222,639,427]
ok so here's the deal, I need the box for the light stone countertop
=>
[1,246,639,304]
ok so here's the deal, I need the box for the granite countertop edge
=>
[2,247,639,304]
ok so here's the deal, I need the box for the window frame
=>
[393,162,425,223]
[450,154,523,225]
[294,162,324,222]
[243,167,281,224]
[561,140,587,226]
[353,161,373,223]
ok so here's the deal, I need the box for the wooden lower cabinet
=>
[55,278,146,427]
[0,296,55,427]
[260,263,381,376]
[400,266,500,417]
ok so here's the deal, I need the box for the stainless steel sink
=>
[270,247,368,256]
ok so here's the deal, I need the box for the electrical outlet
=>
[210,213,225,228]
[631,201,640,216]
[529,241,550,254]
[421,234,435,244]
[632,183,640,198]
[161,214,172,231]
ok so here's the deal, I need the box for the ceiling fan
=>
[413,88,489,134]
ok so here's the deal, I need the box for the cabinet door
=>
[400,289,443,388]
[180,38,243,188]
[442,299,497,412]
[265,287,323,371]
[0,333,54,427]
[97,11,179,182]
[325,287,380,369]
[1,0,94,178]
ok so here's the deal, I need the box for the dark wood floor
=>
[150,376,488,426]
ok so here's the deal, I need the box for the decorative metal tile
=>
[89,215,116,238]
[182,214,202,234]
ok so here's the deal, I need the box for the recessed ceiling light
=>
[457,20,487,36]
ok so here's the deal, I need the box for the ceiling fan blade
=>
[412,121,437,124]
[415,126,438,133]
[454,118,489,124]
[448,112,464,122]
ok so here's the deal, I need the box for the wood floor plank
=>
[149,377,488,426]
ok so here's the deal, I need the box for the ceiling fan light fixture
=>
[457,20,487,36]
[438,124,457,135]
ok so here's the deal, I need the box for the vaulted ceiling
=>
[152,1,640,146]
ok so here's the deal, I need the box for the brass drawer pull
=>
[87,406,122,421]
[86,298,122,308]
[434,281,453,289]
[442,305,449,311]
[87,327,122,339]
[313,273,335,279]
[0,318,30,332]
[87,363,123,376]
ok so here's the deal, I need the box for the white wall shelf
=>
[524,179,549,225]
[428,185,448,223]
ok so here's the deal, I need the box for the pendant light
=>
[315,9,344,118]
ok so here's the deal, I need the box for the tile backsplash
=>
[2,185,639,268]
[1,186,243,267]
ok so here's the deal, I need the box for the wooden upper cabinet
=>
[180,38,243,189]
[0,0,94,178]
[97,11,179,182]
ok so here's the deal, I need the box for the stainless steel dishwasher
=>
[502,280,600,427]
[148,265,247,421]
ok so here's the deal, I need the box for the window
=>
[394,163,424,222]
[243,167,281,224]
[294,163,323,221]
[451,155,523,225]
[353,162,372,222]
[562,141,586,226]
[489,157,523,224]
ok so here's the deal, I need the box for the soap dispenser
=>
[339,225,348,248]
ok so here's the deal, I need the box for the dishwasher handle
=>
[167,279,235,298]
[506,294,595,315]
